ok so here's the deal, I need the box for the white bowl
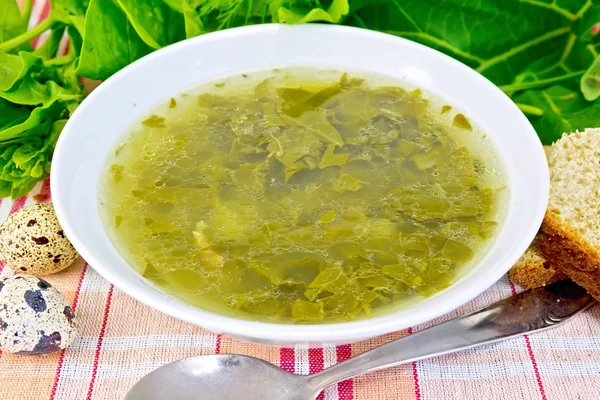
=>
[51,24,548,346]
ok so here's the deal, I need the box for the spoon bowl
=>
[125,354,313,400]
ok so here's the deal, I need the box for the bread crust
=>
[536,209,600,300]
[508,259,566,289]
[508,243,567,289]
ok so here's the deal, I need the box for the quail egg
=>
[0,274,77,355]
[0,203,79,275]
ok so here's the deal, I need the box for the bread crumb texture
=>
[536,128,600,299]
[547,128,600,250]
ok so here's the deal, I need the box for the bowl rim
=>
[51,23,549,343]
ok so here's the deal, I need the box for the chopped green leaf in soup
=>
[100,67,506,324]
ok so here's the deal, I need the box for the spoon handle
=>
[308,280,595,393]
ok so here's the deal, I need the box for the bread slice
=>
[533,128,600,299]
[509,247,566,289]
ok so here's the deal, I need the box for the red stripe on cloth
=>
[407,328,422,400]
[336,344,353,400]
[30,0,51,48]
[215,334,222,354]
[34,179,51,203]
[280,347,295,373]
[50,263,89,400]
[86,284,115,400]
[9,196,27,214]
[28,0,45,28]
[60,36,70,56]
[509,282,547,400]
[411,362,421,400]
[524,335,547,400]
[309,348,324,374]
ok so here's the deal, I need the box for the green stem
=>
[21,0,33,22]
[43,54,75,67]
[350,14,367,28]
[0,17,54,52]
[516,103,544,116]
[499,71,584,93]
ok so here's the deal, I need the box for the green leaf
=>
[13,141,45,167]
[1,77,82,106]
[382,263,422,287]
[0,51,46,91]
[267,128,322,166]
[142,115,166,128]
[235,294,281,316]
[0,119,63,198]
[182,0,207,38]
[47,119,67,153]
[52,0,89,34]
[332,173,365,193]
[0,99,29,132]
[280,83,341,117]
[0,0,30,46]
[0,0,86,198]
[163,0,184,13]
[513,84,600,143]
[0,54,25,92]
[320,144,349,168]
[325,289,360,317]
[178,0,353,35]
[115,0,186,48]
[285,111,344,146]
[304,264,349,300]
[452,113,472,131]
[0,102,62,142]
[0,179,11,198]
[52,0,90,19]
[291,299,324,321]
[582,55,600,101]
[441,239,474,263]
[76,0,154,80]
[277,87,315,109]
[0,51,81,106]
[319,209,336,223]
[54,57,83,94]
[278,0,349,24]
[284,159,310,182]
[254,253,323,286]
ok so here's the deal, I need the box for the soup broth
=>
[100,68,506,323]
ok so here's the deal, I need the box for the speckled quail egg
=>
[0,203,79,275]
[0,274,77,355]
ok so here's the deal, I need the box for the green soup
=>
[100,68,506,324]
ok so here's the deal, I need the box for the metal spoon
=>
[125,280,595,400]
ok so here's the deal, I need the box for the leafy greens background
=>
[0,0,599,197]
[350,0,600,144]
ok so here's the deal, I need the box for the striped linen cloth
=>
[2,1,600,399]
